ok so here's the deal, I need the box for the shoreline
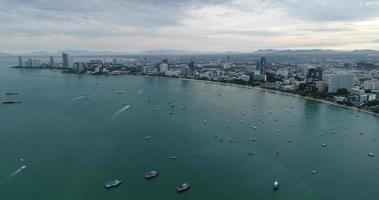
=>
[10,67,379,117]
[151,76,379,117]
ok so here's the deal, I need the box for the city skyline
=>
[1,0,379,53]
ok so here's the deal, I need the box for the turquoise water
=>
[0,59,379,200]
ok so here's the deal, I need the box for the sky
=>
[1,0,379,53]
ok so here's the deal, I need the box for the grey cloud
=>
[0,0,231,36]
[273,0,379,21]
[216,30,282,37]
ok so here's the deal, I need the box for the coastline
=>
[151,76,379,117]
[9,66,379,117]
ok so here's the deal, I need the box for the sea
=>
[0,57,378,200]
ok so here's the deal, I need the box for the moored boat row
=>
[105,170,191,193]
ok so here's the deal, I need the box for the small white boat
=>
[204,120,208,123]
[368,153,375,157]
[321,143,327,147]
[144,136,151,139]
[312,170,316,174]
[176,182,191,192]
[145,170,159,179]
[105,179,122,189]
[273,181,279,190]
[169,156,177,159]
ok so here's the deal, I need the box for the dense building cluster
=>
[15,51,379,112]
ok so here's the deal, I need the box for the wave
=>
[0,165,27,183]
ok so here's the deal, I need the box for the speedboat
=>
[105,179,122,189]
[321,143,327,147]
[273,181,279,190]
[176,182,191,192]
[2,99,22,104]
[145,170,159,179]
[368,153,375,157]
[5,92,18,95]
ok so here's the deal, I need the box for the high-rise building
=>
[328,74,355,93]
[49,56,54,67]
[159,63,169,72]
[18,56,23,67]
[306,68,323,82]
[364,80,379,90]
[31,59,40,67]
[260,57,267,75]
[62,53,71,68]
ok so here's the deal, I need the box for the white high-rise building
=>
[364,80,379,90]
[328,74,355,93]
[159,63,169,72]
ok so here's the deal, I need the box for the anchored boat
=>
[105,179,122,189]
[145,170,159,179]
[176,182,191,192]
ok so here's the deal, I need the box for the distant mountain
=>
[139,49,204,55]
[253,49,379,55]
[0,52,11,57]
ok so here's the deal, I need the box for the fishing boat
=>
[273,181,279,190]
[105,179,122,189]
[145,170,159,179]
[176,182,191,192]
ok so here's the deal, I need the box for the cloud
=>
[1,0,379,52]
[272,0,379,21]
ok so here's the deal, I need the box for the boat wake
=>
[64,96,85,107]
[0,165,27,183]
[110,105,130,120]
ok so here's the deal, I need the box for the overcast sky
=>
[1,0,379,53]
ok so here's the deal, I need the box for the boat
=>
[105,179,122,188]
[176,182,191,192]
[145,170,159,179]
[368,153,375,157]
[144,136,151,139]
[5,92,18,95]
[321,143,327,147]
[2,99,22,104]
[312,170,316,174]
[169,156,177,159]
[273,181,279,190]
